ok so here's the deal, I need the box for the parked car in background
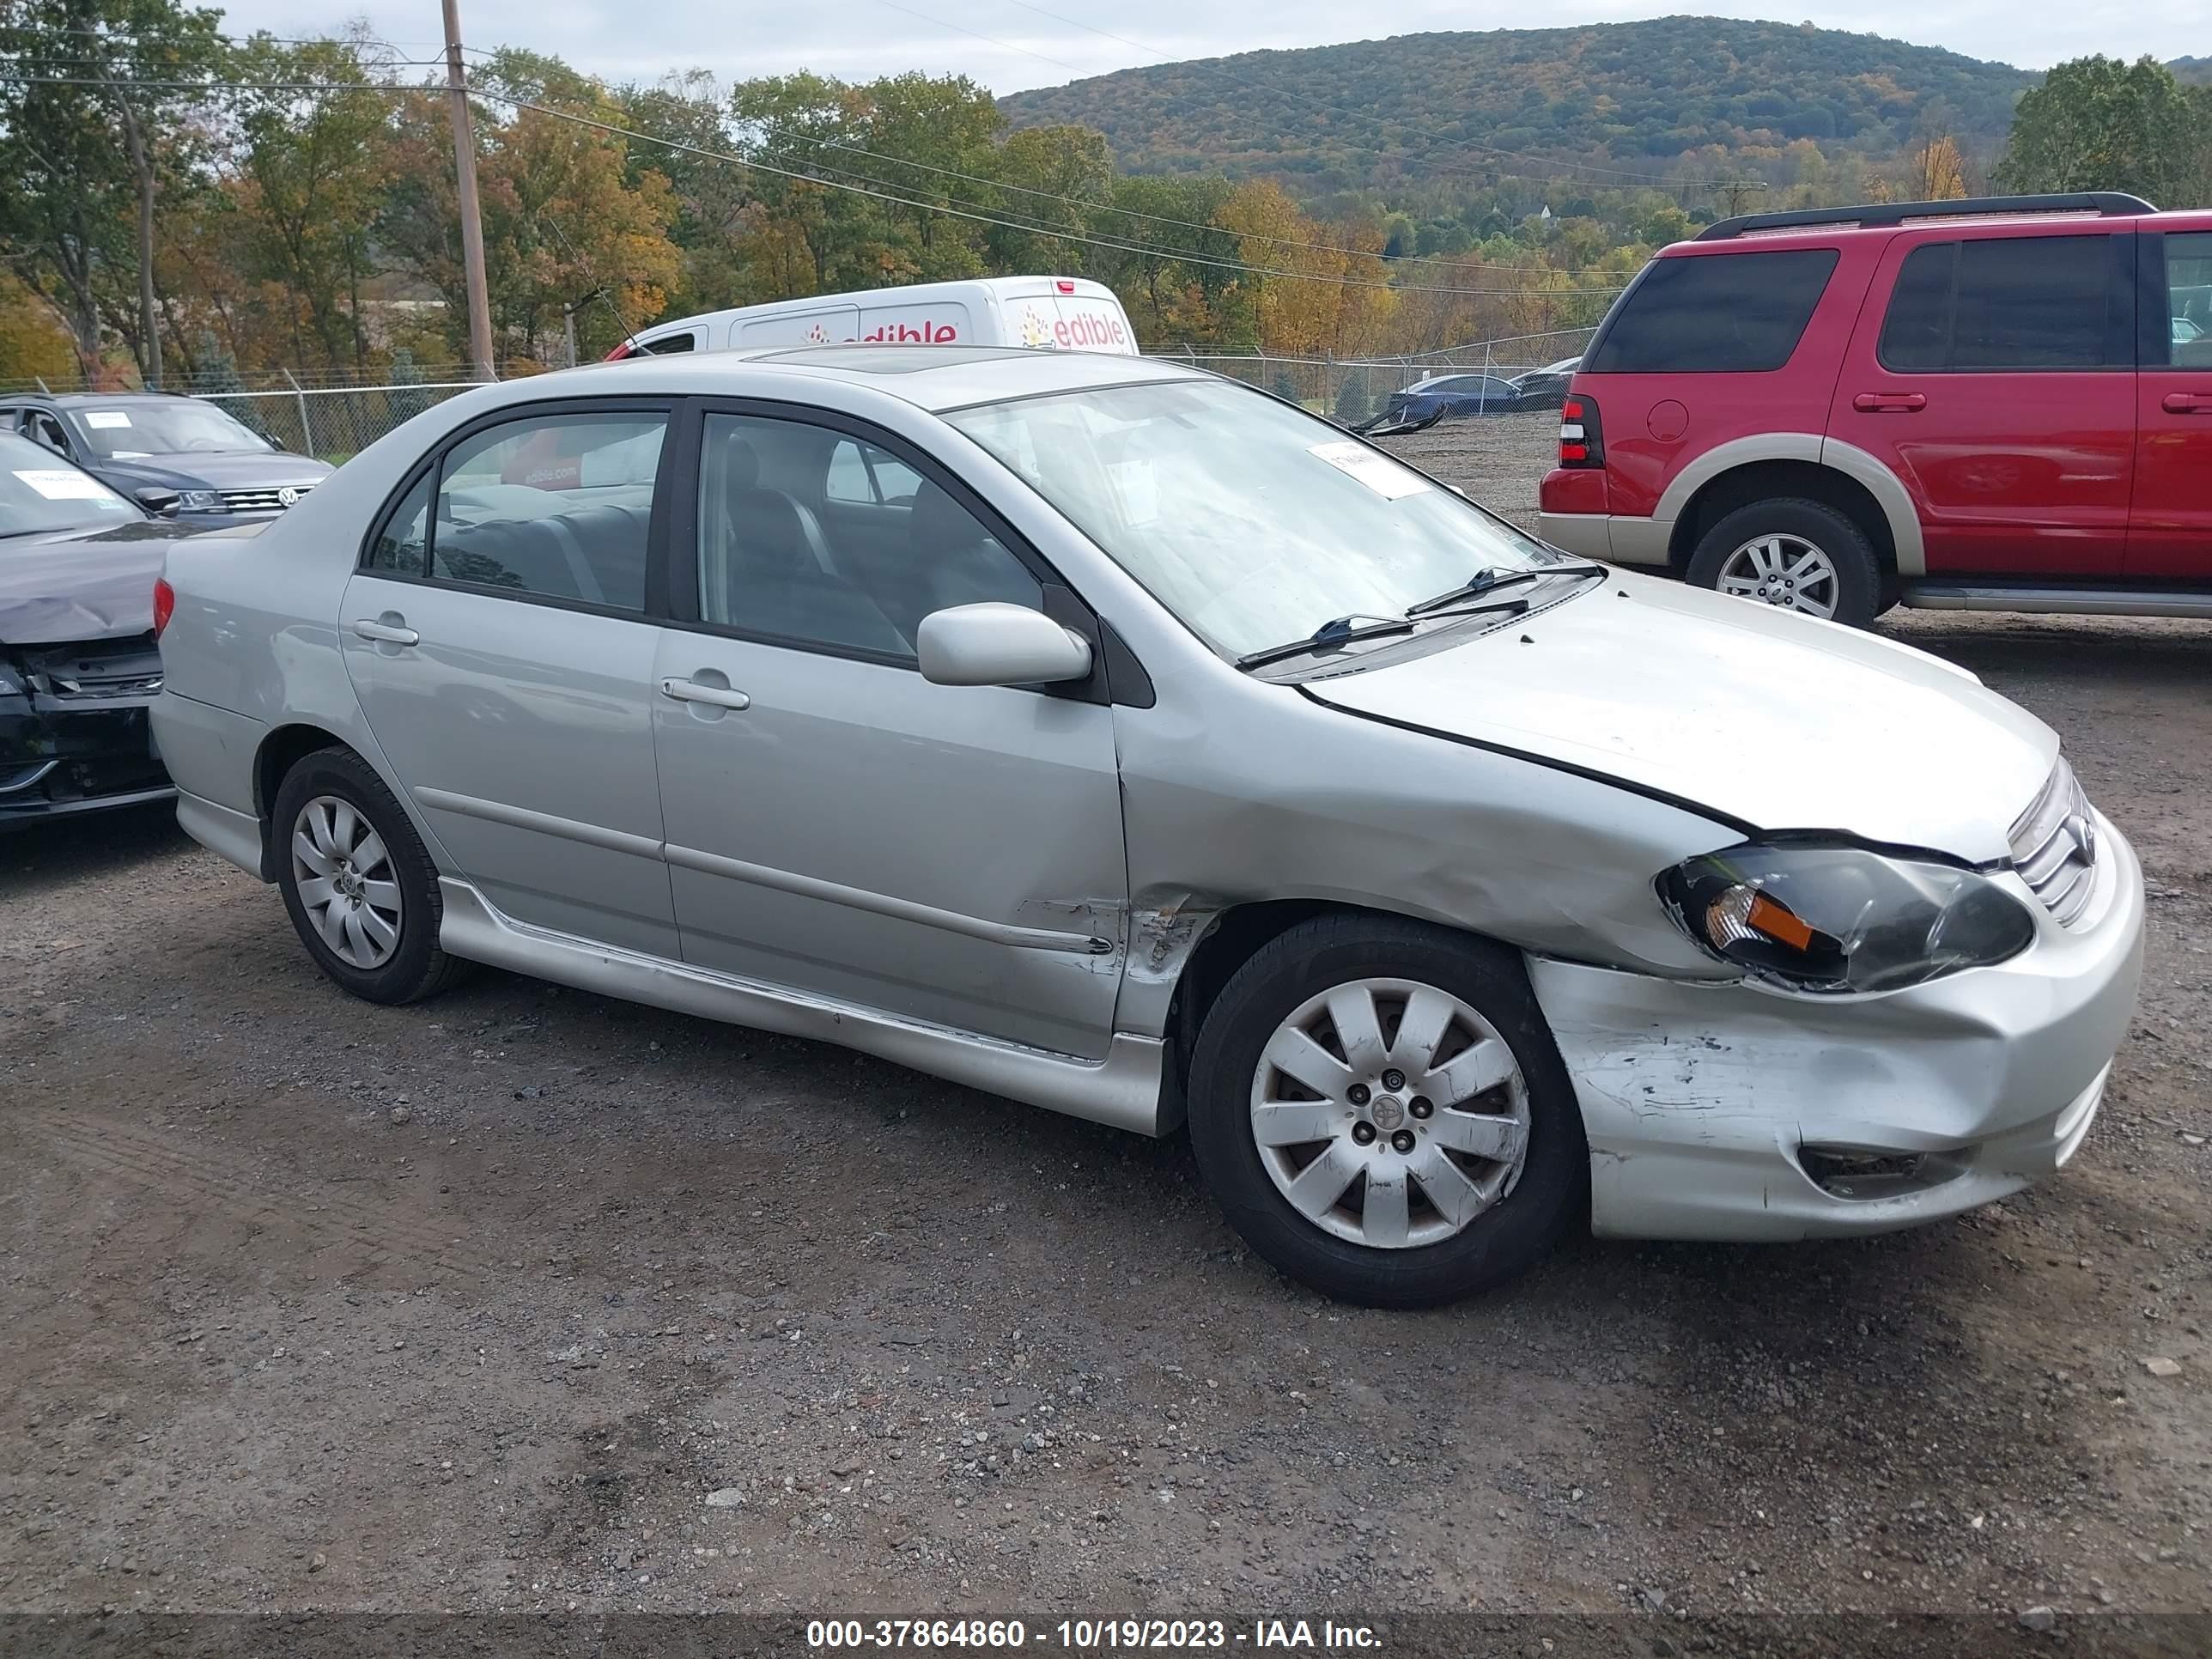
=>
[607,275,1139,359]
[1539,192,2212,627]
[0,392,332,528]
[154,345,2141,1307]
[1507,356,1581,409]
[1370,372,1526,427]
[1,431,198,826]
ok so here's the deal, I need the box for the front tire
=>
[1686,497,1885,628]
[1187,915,1586,1308]
[271,745,465,1005]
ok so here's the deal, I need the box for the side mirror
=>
[918,603,1092,688]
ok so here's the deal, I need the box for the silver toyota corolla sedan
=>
[149,347,2144,1306]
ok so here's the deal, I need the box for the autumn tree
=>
[224,33,398,371]
[0,273,79,383]
[0,0,224,383]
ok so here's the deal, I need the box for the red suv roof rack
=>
[1696,191,2158,241]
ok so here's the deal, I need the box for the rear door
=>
[1827,227,2136,577]
[340,401,680,957]
[2127,226,2212,580]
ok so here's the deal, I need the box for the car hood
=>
[91,452,332,492]
[0,519,199,645]
[1303,574,2056,864]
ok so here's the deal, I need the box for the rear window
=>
[1584,248,1839,374]
[1879,234,2129,371]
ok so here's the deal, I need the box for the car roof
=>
[481,344,1206,413]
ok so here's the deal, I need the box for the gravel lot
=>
[3,411,2209,1646]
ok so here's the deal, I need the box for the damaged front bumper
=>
[1528,812,2144,1242]
[0,638,173,827]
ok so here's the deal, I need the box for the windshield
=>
[67,400,270,459]
[945,379,1561,660]
[0,433,139,538]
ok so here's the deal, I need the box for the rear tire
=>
[1686,497,1885,628]
[1186,914,1586,1308]
[271,745,466,1006]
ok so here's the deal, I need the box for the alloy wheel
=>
[290,794,403,970]
[1717,532,1841,617]
[1249,976,1530,1249]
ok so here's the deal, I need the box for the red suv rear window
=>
[1584,248,1839,374]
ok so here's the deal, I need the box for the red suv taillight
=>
[152,575,175,639]
[603,341,634,361]
[1558,395,1604,468]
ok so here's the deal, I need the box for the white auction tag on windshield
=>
[1308,440,1431,500]
[83,410,133,428]
[14,468,111,501]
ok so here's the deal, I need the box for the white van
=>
[606,276,1139,360]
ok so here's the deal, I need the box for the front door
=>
[341,404,680,957]
[652,407,1127,1059]
[1827,228,2136,578]
[2128,228,2212,581]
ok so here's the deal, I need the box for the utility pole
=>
[1717,178,1770,219]
[441,0,496,382]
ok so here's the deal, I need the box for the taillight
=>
[1559,395,1604,468]
[152,575,175,639]
[1054,278,1076,294]
[603,341,634,361]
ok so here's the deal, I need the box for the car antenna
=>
[536,210,640,359]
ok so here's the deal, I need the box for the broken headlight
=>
[1658,841,2037,994]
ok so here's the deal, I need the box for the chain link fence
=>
[193,381,485,465]
[4,326,1595,465]
[1161,328,1595,422]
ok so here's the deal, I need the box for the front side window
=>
[1880,235,2125,371]
[696,413,1039,660]
[428,412,665,609]
[26,412,72,456]
[1584,248,1839,374]
[0,431,138,538]
[68,399,270,459]
[2165,232,2212,367]
[946,378,1561,663]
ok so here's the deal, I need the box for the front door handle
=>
[352,617,419,646]
[659,676,750,711]
[1852,392,1927,413]
[2162,392,2212,414]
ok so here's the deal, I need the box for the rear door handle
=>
[351,618,419,646]
[659,677,750,711]
[1852,392,1927,413]
[2162,392,2212,414]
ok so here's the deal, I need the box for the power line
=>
[8,21,1669,269]
[0,70,1630,302]
[483,55,1645,279]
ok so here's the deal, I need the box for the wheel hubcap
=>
[1716,532,1841,618]
[1249,977,1531,1250]
[290,794,402,970]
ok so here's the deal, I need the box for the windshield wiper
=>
[1236,613,1413,670]
[1405,562,1607,616]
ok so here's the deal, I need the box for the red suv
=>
[1538,192,2212,627]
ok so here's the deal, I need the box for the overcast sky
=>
[212,0,2192,95]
